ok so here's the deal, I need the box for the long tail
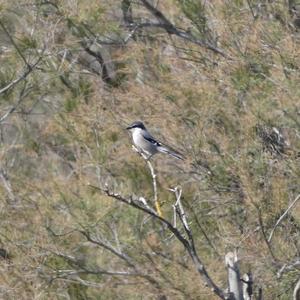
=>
[157,145,184,160]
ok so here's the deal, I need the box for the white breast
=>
[131,128,158,156]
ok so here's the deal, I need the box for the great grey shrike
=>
[126,121,184,160]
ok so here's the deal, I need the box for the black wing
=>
[142,132,161,146]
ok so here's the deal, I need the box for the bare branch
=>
[257,207,277,263]
[139,0,229,58]
[78,229,136,269]
[0,20,31,68]
[89,184,228,299]
[46,225,135,269]
[293,278,300,300]
[184,199,221,258]
[48,250,140,277]
[0,57,42,95]
[246,0,257,20]
[225,252,243,300]
[146,159,162,216]
[131,145,161,216]
[172,186,190,232]
[268,194,300,242]
[0,81,32,123]
[277,259,300,278]
[0,168,17,203]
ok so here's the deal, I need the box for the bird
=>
[126,121,184,160]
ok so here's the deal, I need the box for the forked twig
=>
[170,186,189,232]
[0,57,42,95]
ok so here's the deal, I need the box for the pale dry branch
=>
[172,204,177,227]
[170,186,190,232]
[268,194,300,242]
[225,251,243,300]
[146,159,161,216]
[0,168,17,203]
[277,259,300,278]
[293,278,300,300]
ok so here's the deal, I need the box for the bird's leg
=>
[146,153,153,161]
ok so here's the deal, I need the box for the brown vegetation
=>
[0,1,299,299]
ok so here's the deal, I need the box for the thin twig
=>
[172,204,177,227]
[0,20,31,68]
[257,208,277,263]
[0,57,42,95]
[79,229,136,268]
[246,0,257,20]
[277,259,300,278]
[293,278,300,300]
[49,250,139,277]
[0,81,31,123]
[0,168,16,203]
[184,199,221,258]
[171,186,190,232]
[139,0,230,58]
[268,194,300,242]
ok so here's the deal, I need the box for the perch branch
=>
[132,145,162,216]
[146,159,161,217]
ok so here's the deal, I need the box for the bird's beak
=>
[126,125,132,130]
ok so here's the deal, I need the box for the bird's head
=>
[126,121,146,131]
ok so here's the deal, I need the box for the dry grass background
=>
[0,0,299,299]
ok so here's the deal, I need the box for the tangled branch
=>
[89,184,228,299]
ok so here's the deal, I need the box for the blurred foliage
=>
[0,0,299,299]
